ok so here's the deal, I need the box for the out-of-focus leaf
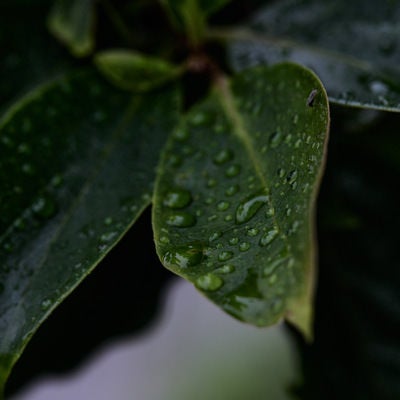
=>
[222,0,400,112]
[0,69,180,395]
[0,2,72,113]
[95,49,183,92]
[48,0,96,57]
[294,109,400,399]
[153,63,329,337]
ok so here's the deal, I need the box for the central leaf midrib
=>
[215,76,290,253]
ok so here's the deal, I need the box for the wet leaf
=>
[48,0,96,57]
[0,69,180,394]
[153,63,330,337]
[95,50,183,92]
[223,0,400,112]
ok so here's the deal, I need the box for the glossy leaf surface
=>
[153,63,329,336]
[224,0,400,111]
[48,0,96,57]
[95,50,183,92]
[0,70,180,394]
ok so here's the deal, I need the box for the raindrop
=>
[159,236,170,244]
[213,149,234,165]
[163,188,192,209]
[286,170,298,184]
[218,251,233,261]
[236,190,269,224]
[239,242,250,252]
[369,80,388,96]
[217,201,230,211]
[41,298,52,311]
[247,228,259,237]
[17,143,31,154]
[269,131,283,148]
[21,163,35,175]
[32,195,57,219]
[224,215,233,222]
[229,237,239,245]
[173,126,190,141]
[277,168,286,179]
[266,207,275,217]
[3,242,13,253]
[100,231,118,243]
[225,184,240,197]
[294,139,302,148]
[209,231,223,242]
[162,244,204,269]
[263,257,287,276]
[259,229,278,246]
[208,214,218,222]
[103,217,113,226]
[215,264,235,274]
[268,274,278,285]
[166,212,196,227]
[205,197,215,205]
[51,174,63,187]
[195,273,223,291]
[190,111,210,126]
[225,164,241,177]
[168,154,182,167]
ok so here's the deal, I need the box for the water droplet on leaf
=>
[163,188,192,209]
[260,229,278,246]
[196,273,223,291]
[236,190,269,224]
[213,149,234,165]
[166,212,196,227]
[162,244,204,269]
[218,251,233,261]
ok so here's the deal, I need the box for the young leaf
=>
[160,0,231,45]
[0,70,180,394]
[153,63,330,338]
[48,0,96,57]
[221,0,400,112]
[95,50,183,92]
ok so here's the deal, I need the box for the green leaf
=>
[48,0,96,57]
[160,0,230,44]
[94,50,183,92]
[222,0,400,112]
[153,63,330,337]
[161,0,205,45]
[0,2,72,112]
[0,69,180,394]
[301,108,400,399]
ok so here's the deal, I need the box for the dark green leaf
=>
[0,69,180,394]
[0,2,72,112]
[48,0,96,57]
[222,0,400,112]
[94,50,183,92]
[160,0,205,45]
[153,63,329,337]
[296,108,400,399]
